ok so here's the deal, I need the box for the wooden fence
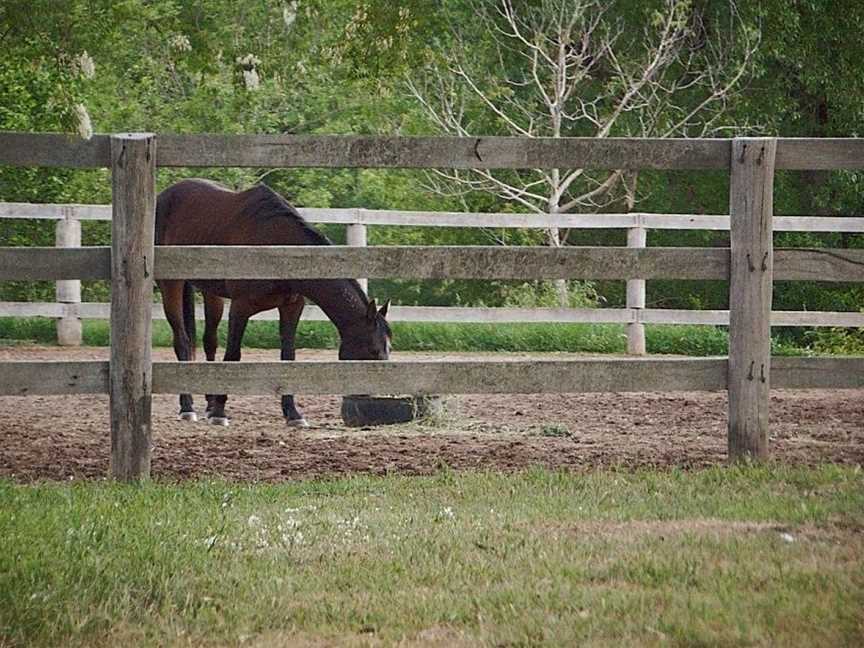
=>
[1,132,864,479]
[4,203,864,353]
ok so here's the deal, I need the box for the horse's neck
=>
[299,279,367,336]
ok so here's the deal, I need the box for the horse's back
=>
[156,179,243,245]
[156,179,313,247]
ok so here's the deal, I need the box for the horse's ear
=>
[366,298,378,321]
[378,299,390,319]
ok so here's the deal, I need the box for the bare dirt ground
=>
[1,345,862,482]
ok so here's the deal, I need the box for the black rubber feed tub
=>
[341,395,447,427]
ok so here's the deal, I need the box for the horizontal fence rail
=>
[0,247,111,280]
[4,302,864,328]
[3,245,864,282]
[4,201,864,233]
[152,246,731,281]
[3,357,864,397]
[2,133,864,170]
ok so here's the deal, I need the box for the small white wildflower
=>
[170,33,192,53]
[247,514,262,528]
[236,53,261,68]
[283,1,298,29]
[242,68,260,90]
[75,51,96,78]
[74,103,92,140]
[440,506,455,520]
[235,54,262,90]
[281,530,304,545]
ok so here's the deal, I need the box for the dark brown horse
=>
[156,178,391,426]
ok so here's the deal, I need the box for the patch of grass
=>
[0,317,57,345]
[0,316,833,357]
[645,324,728,355]
[391,321,625,353]
[533,423,573,438]
[1,465,862,646]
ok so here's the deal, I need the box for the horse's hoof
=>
[207,416,230,427]
[178,411,198,422]
[285,417,309,428]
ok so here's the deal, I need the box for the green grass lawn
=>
[0,317,811,356]
[2,465,862,646]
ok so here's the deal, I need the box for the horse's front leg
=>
[159,280,197,421]
[202,292,225,420]
[278,295,308,427]
[206,298,253,426]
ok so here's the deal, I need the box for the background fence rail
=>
[3,203,864,350]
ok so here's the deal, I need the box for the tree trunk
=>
[546,226,569,306]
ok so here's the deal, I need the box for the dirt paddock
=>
[1,346,862,482]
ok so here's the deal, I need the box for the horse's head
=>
[339,299,391,361]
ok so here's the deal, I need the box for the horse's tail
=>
[154,185,171,245]
[182,282,197,357]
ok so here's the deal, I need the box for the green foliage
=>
[805,327,864,355]
[2,0,864,326]
[499,280,599,309]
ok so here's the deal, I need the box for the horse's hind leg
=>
[202,293,225,420]
[159,279,196,421]
[279,295,308,427]
[206,297,254,426]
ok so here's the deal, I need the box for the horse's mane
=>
[247,184,331,246]
[248,184,383,321]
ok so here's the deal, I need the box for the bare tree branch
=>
[407,0,759,244]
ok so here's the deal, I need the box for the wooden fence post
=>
[728,137,776,461]
[626,214,647,355]
[110,133,156,480]
[55,212,82,345]
[347,213,368,293]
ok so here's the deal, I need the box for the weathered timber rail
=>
[1,132,863,478]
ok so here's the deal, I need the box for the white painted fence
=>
[2,201,862,352]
